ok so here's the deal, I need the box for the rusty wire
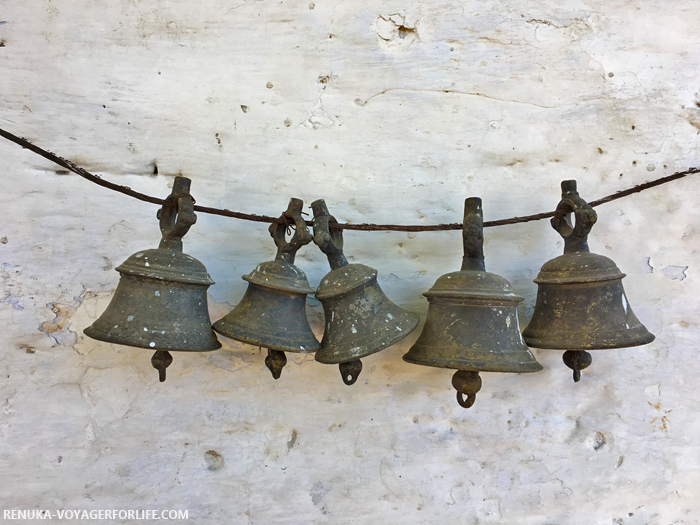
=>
[1,126,698,232]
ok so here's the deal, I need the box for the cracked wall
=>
[1,1,699,524]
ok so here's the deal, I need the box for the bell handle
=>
[157,176,197,252]
[269,198,313,264]
[311,199,348,270]
[461,197,486,272]
[551,180,597,253]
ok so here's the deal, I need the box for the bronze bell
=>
[84,176,221,382]
[403,198,542,408]
[522,180,655,382]
[312,200,420,385]
[213,198,320,379]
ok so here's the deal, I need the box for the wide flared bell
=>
[403,197,542,408]
[522,180,654,382]
[84,177,221,382]
[312,200,420,385]
[213,198,320,379]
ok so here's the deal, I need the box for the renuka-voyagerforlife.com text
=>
[3,509,189,520]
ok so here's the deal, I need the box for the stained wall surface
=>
[1,1,699,524]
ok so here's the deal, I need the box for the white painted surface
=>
[1,1,699,523]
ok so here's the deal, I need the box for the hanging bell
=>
[522,180,655,382]
[213,198,320,379]
[403,198,542,408]
[84,176,221,382]
[312,200,420,385]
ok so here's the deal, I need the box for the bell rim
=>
[402,351,544,373]
[83,325,222,352]
[522,330,655,350]
[403,342,543,373]
[314,311,420,364]
[212,319,321,353]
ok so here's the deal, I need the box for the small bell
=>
[84,176,221,382]
[522,180,655,382]
[213,198,320,379]
[403,198,542,408]
[312,200,420,385]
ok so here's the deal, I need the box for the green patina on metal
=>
[311,199,420,386]
[523,180,655,382]
[83,176,221,382]
[404,197,542,409]
[213,198,320,380]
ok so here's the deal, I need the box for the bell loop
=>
[311,199,348,270]
[269,198,313,264]
[551,180,597,254]
[157,176,197,252]
[452,370,482,409]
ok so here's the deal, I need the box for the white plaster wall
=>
[1,1,699,523]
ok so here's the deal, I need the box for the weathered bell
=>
[213,198,320,379]
[84,176,221,382]
[312,200,420,385]
[403,198,542,408]
[523,180,655,382]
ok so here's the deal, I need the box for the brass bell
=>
[403,198,542,408]
[312,200,420,385]
[84,176,221,382]
[213,198,320,379]
[522,180,655,382]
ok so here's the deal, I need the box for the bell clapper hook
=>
[563,350,592,383]
[339,359,362,386]
[451,370,482,409]
[259,199,314,380]
[265,349,288,380]
[151,350,173,382]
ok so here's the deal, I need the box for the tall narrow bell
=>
[84,176,221,382]
[404,198,542,408]
[213,198,320,379]
[522,180,655,382]
[312,200,420,385]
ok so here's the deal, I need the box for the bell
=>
[403,198,542,408]
[312,200,420,385]
[84,176,221,382]
[522,180,655,382]
[213,198,320,379]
